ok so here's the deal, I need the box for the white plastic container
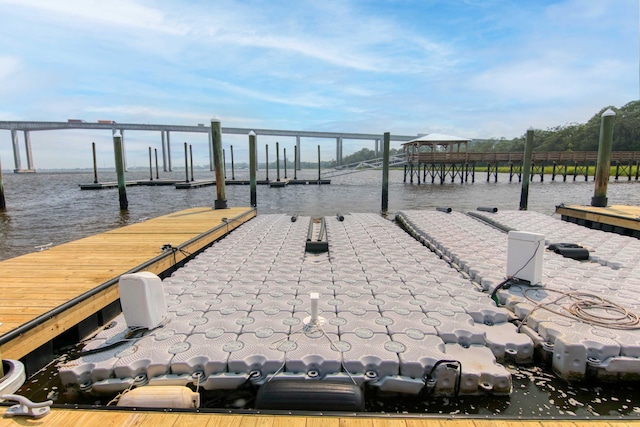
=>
[116,386,200,408]
[118,272,167,329]
[506,231,544,285]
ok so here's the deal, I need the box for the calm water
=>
[2,168,639,261]
[3,168,640,418]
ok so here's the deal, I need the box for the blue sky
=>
[0,0,637,169]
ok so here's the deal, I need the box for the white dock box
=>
[118,272,167,329]
[506,231,544,285]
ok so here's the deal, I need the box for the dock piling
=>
[113,132,128,210]
[519,128,534,210]
[265,144,269,181]
[317,145,321,182]
[249,132,257,207]
[92,142,99,184]
[0,156,6,210]
[294,146,298,180]
[183,142,189,183]
[284,148,288,179]
[211,117,227,209]
[382,132,390,215]
[190,145,194,182]
[276,142,281,182]
[154,149,159,179]
[591,109,616,207]
[231,145,235,180]
[148,147,153,181]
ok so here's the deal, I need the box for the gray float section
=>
[60,213,522,397]
[397,209,640,381]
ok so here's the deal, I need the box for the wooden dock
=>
[555,204,640,237]
[0,206,256,361]
[0,408,630,426]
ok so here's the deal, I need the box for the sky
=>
[0,0,637,169]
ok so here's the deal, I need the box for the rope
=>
[520,288,640,330]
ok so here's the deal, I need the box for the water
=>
[2,168,639,261]
[4,168,640,418]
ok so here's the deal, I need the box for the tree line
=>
[469,100,640,153]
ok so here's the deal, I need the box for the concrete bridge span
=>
[0,121,415,172]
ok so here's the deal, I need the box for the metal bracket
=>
[1,394,53,419]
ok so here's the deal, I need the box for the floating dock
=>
[397,209,640,381]
[82,179,330,190]
[2,207,640,423]
[556,204,640,238]
[0,207,256,361]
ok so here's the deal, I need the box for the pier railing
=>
[405,150,640,164]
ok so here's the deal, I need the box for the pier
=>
[0,207,255,362]
[401,136,640,184]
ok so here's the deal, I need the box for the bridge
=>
[0,120,416,172]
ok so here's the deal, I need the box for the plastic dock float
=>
[269,179,289,187]
[397,209,640,381]
[556,204,640,238]
[0,207,256,361]
[59,213,519,399]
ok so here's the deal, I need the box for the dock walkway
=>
[0,207,256,360]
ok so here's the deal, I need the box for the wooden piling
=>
[211,118,227,209]
[284,148,288,179]
[294,146,298,180]
[249,132,257,207]
[519,128,534,210]
[592,109,616,207]
[276,142,281,182]
[113,132,128,210]
[265,144,269,181]
[190,145,194,182]
[382,132,390,215]
[317,145,321,182]
[92,142,99,184]
[0,156,6,210]
[223,148,226,179]
[148,147,153,181]
[154,149,159,179]
[183,142,189,183]
[231,145,235,180]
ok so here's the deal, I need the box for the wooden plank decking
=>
[0,408,631,426]
[0,206,256,360]
[555,204,640,236]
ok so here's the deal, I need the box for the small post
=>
[223,148,227,179]
[183,142,189,183]
[92,142,99,183]
[0,156,6,210]
[284,148,288,179]
[294,146,298,180]
[276,141,281,181]
[113,132,128,210]
[265,144,269,181]
[230,145,235,180]
[148,147,153,181]
[317,145,321,182]
[519,128,534,210]
[249,131,257,207]
[189,144,194,182]
[154,149,159,179]
[592,109,616,207]
[211,117,227,209]
[382,132,390,215]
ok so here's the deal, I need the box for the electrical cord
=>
[519,288,640,331]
